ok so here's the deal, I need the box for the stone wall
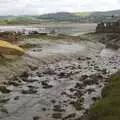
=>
[96,20,120,33]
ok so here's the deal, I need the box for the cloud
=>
[0,0,120,15]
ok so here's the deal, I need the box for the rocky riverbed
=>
[0,38,119,120]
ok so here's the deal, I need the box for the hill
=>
[0,9,120,24]
[38,10,120,23]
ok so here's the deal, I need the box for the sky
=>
[0,0,120,15]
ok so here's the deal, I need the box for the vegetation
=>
[0,40,25,56]
[89,71,120,120]
[73,12,92,17]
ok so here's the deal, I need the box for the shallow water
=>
[0,24,96,35]
[0,40,119,120]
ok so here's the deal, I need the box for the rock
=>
[28,79,38,83]
[92,97,100,102]
[86,88,95,94]
[74,117,81,120]
[77,57,81,60]
[33,116,40,120]
[53,105,65,112]
[21,88,37,94]
[14,96,19,100]
[89,74,103,80]
[41,81,53,89]
[1,107,8,114]
[43,68,56,75]
[75,83,84,89]
[78,65,81,69]
[79,75,88,81]
[62,113,76,120]
[51,99,56,104]
[86,57,91,60]
[0,98,9,103]
[36,72,44,77]
[58,72,66,78]
[83,79,94,85]
[94,66,100,70]
[0,86,11,94]
[102,68,107,74]
[73,91,83,98]
[71,99,83,111]
[83,77,99,86]
[77,57,86,61]
[8,81,20,86]
[28,65,38,71]
[42,108,47,111]
[69,88,76,92]
[83,74,103,86]
[20,71,29,78]
[52,113,62,119]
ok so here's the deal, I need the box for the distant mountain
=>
[38,10,120,23]
[0,9,120,24]
[37,12,81,22]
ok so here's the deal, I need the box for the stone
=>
[53,105,65,112]
[21,88,37,94]
[62,113,76,120]
[0,86,11,94]
[8,81,20,86]
[42,108,47,111]
[33,116,40,120]
[52,113,62,119]
[41,81,53,89]
[20,71,29,78]
[14,96,19,100]
[86,88,95,94]
[71,99,83,111]
[43,68,56,75]
[89,74,103,80]
[92,97,100,102]
[0,98,9,103]
[75,83,84,89]
[51,99,56,104]
[79,75,88,81]
[102,68,107,74]
[73,91,83,98]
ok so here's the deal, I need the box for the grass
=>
[73,12,92,17]
[0,40,25,56]
[24,34,65,40]
[89,71,120,120]
[24,34,82,43]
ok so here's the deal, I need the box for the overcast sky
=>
[0,0,120,15]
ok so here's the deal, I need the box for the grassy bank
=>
[89,71,120,120]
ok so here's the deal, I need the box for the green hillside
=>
[0,9,120,25]
[37,10,120,23]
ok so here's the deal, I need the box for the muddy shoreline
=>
[0,35,119,120]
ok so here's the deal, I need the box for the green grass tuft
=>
[89,71,120,120]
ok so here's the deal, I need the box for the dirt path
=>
[0,39,119,120]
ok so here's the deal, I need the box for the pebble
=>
[52,113,62,119]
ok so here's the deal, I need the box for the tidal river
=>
[0,38,119,120]
[0,23,96,35]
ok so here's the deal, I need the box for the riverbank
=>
[88,71,120,120]
[0,33,119,120]
[81,33,120,49]
[0,31,119,119]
